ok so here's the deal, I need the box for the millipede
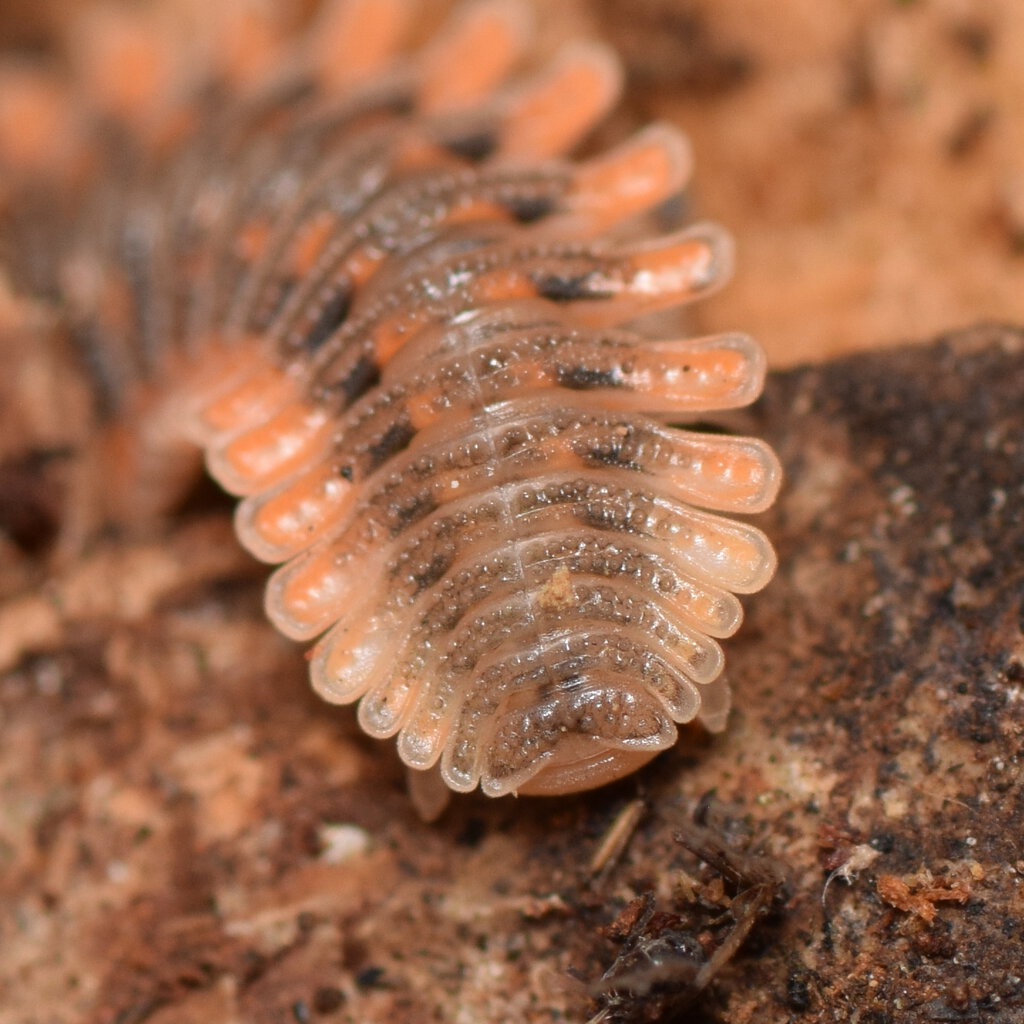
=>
[0,0,781,815]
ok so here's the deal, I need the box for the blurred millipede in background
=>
[0,0,780,813]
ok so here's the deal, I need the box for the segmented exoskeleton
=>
[0,0,780,811]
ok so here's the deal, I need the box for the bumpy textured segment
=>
[0,0,780,801]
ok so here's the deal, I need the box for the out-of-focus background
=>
[2,0,1021,365]
[593,0,1024,365]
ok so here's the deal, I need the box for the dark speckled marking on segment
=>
[585,433,643,470]
[409,551,454,594]
[331,353,382,407]
[365,418,416,472]
[557,364,622,390]
[302,288,352,352]
[387,490,440,536]
[505,193,557,224]
[443,130,497,163]
[533,271,610,302]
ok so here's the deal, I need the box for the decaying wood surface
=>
[2,324,1022,1024]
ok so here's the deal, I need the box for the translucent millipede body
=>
[0,0,781,807]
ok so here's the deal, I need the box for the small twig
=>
[589,798,646,877]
